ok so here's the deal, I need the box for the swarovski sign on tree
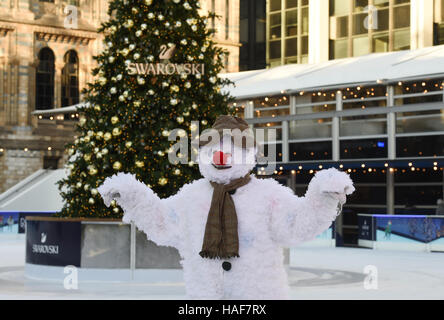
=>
[58,0,233,218]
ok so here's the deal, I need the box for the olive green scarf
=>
[199,175,251,259]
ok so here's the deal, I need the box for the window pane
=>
[286,0,298,9]
[331,16,349,38]
[340,138,388,159]
[301,35,308,54]
[269,40,281,59]
[394,5,410,29]
[270,12,282,39]
[348,186,387,205]
[372,32,389,52]
[353,36,370,56]
[376,8,389,31]
[393,29,410,50]
[436,23,444,45]
[353,12,368,35]
[374,0,390,8]
[289,118,333,140]
[289,141,332,161]
[330,0,350,16]
[286,9,298,36]
[285,37,298,57]
[395,186,443,206]
[397,110,443,126]
[341,114,387,136]
[354,0,369,13]
[397,135,444,157]
[330,39,349,59]
[270,0,281,11]
[301,7,309,34]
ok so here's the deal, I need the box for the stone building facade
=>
[0,0,240,193]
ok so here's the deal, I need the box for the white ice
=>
[1,234,443,300]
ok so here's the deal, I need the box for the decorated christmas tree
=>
[57,0,234,218]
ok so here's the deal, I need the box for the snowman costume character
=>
[98,115,355,299]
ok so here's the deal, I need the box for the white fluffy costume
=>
[98,116,355,299]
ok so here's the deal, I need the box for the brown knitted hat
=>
[199,115,255,149]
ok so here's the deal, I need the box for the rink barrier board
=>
[25,217,182,282]
[358,214,444,252]
[0,212,57,234]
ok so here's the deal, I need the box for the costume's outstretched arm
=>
[98,172,181,249]
[270,168,355,247]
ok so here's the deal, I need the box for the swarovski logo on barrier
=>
[32,232,60,255]
[127,43,205,75]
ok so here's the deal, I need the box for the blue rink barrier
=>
[0,211,57,234]
[358,214,444,252]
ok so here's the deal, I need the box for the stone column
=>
[28,59,39,127]
[0,58,4,127]
[17,59,30,127]
[55,61,64,109]
[7,57,19,125]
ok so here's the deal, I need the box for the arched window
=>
[61,50,79,107]
[36,47,55,110]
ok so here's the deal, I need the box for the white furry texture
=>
[98,167,354,300]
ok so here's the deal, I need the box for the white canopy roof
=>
[0,169,66,212]
[221,45,444,99]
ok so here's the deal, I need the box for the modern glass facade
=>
[233,77,444,245]
[264,0,444,67]
[267,0,309,67]
[329,0,411,59]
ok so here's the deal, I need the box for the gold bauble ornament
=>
[111,116,119,124]
[112,128,122,136]
[158,177,168,186]
[113,161,122,170]
[135,161,144,168]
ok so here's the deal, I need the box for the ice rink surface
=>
[1,234,443,300]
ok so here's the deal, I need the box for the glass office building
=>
[267,0,310,66]
[267,0,444,66]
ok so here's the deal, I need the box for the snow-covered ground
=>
[1,234,443,300]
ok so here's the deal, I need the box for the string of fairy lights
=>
[256,161,444,177]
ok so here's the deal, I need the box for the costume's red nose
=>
[213,151,229,166]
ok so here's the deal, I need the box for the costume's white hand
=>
[317,169,355,205]
[98,176,123,207]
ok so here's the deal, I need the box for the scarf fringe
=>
[199,251,240,259]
